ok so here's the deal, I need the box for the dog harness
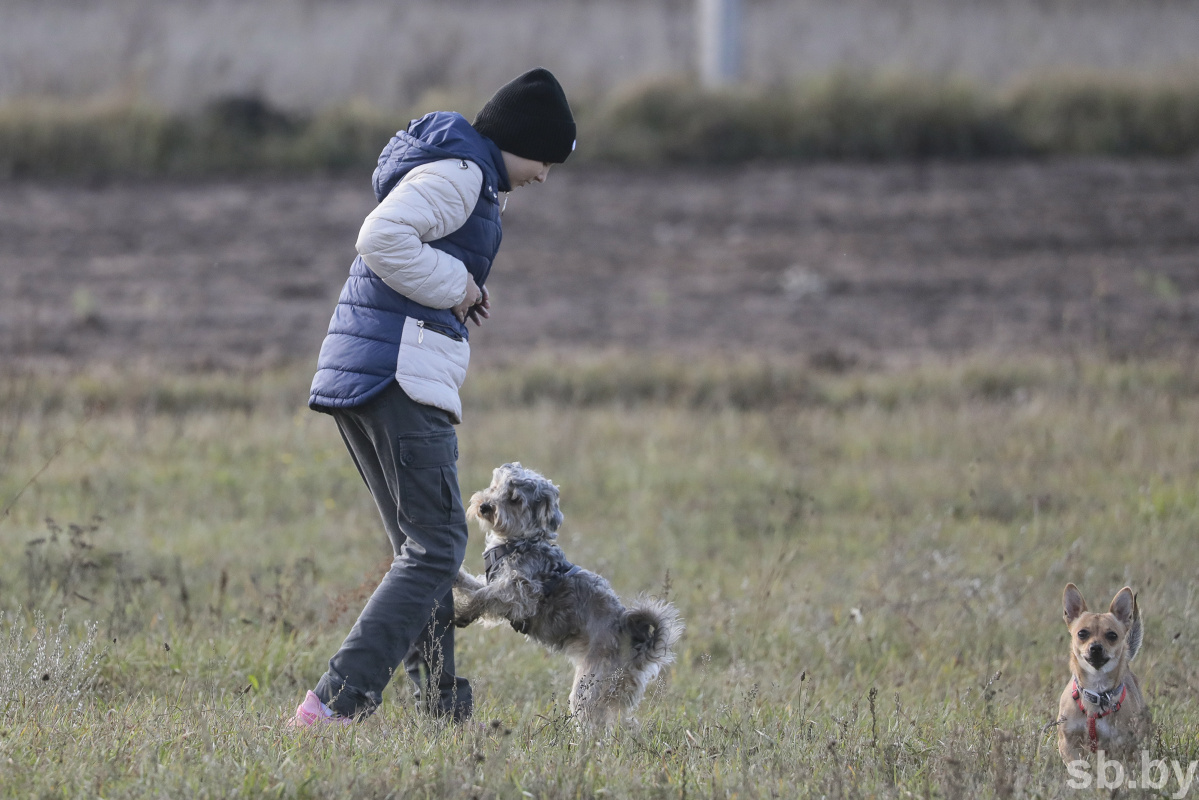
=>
[1071,676,1127,752]
[482,540,522,582]
[482,541,582,634]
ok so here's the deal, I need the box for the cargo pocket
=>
[396,431,461,526]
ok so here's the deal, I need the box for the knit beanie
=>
[473,68,576,164]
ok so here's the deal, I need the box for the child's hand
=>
[465,285,491,327]
[452,276,484,323]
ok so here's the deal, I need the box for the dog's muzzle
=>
[1086,643,1110,667]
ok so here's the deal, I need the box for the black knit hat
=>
[473,68,576,164]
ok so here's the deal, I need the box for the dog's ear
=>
[528,479,563,535]
[1109,586,1136,629]
[1063,583,1088,626]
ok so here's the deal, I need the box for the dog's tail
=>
[623,595,684,675]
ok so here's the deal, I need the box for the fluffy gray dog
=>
[453,462,684,728]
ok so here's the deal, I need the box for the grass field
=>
[2,355,1198,798]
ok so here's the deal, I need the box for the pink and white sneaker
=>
[287,691,354,729]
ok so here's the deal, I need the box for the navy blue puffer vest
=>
[309,112,509,410]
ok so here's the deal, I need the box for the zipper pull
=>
[417,320,425,344]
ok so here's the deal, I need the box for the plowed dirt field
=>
[3,160,1198,373]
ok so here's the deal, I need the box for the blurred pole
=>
[697,0,742,87]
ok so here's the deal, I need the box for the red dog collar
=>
[1071,676,1127,752]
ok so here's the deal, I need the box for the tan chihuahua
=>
[1057,583,1150,763]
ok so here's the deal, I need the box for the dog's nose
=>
[479,502,494,516]
[1089,642,1105,656]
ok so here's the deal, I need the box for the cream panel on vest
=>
[395,317,471,424]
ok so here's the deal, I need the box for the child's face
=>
[501,152,553,189]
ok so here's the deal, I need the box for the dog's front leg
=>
[454,567,485,593]
[453,568,487,627]
[456,575,541,629]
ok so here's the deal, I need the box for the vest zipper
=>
[416,319,464,344]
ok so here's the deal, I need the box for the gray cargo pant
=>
[313,382,472,721]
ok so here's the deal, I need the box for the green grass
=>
[2,354,1199,798]
[3,70,1199,179]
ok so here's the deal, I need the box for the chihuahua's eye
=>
[1077,629,1089,640]
[1105,631,1118,642]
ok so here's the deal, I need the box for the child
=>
[289,68,576,725]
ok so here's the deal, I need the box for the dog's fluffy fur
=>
[1057,583,1150,763]
[453,463,684,728]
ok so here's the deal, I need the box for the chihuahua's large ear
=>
[1063,583,1088,625]
[1109,587,1135,627]
[1110,587,1142,659]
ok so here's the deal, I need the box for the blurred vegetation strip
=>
[588,71,1199,162]
[0,96,406,179]
[1,72,1198,177]
[586,73,1021,162]
[465,352,1199,412]
[1004,73,1199,157]
[10,354,1199,419]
